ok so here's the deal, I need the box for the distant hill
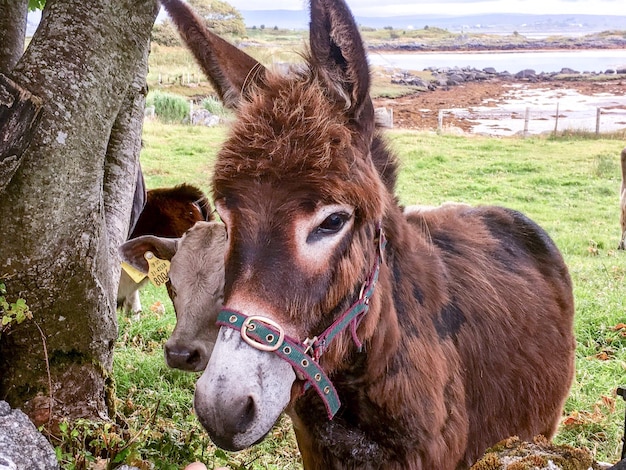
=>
[240,10,626,35]
[240,10,308,30]
[26,9,626,38]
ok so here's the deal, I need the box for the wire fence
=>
[439,105,626,136]
[155,74,626,136]
[157,73,202,85]
[374,104,626,135]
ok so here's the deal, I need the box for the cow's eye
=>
[316,212,349,235]
[167,283,177,300]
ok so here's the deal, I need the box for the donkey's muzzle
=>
[193,326,296,451]
[196,392,260,451]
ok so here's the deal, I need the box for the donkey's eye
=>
[316,212,350,234]
[304,206,353,244]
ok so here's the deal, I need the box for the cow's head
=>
[119,221,227,371]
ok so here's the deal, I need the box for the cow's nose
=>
[164,343,203,371]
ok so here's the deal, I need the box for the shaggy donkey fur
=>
[160,0,576,468]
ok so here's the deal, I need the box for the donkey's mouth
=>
[202,428,271,453]
[198,406,271,452]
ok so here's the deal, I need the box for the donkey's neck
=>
[292,208,448,464]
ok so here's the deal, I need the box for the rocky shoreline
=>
[365,30,626,90]
[389,65,626,91]
[367,32,626,53]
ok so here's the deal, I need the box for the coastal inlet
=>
[370,56,626,136]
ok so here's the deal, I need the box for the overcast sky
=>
[225,0,626,17]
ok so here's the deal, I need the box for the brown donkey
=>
[161,0,576,468]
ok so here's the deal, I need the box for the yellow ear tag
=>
[121,261,147,284]
[144,251,171,287]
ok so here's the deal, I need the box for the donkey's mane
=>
[213,68,398,216]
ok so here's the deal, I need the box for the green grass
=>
[138,120,225,194]
[104,123,626,468]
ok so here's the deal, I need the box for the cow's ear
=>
[160,0,267,110]
[118,236,179,273]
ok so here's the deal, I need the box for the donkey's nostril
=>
[235,395,257,433]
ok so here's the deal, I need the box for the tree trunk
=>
[0,1,40,193]
[103,49,150,304]
[0,73,44,193]
[0,0,159,425]
[0,0,28,71]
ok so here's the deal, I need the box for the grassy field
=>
[147,42,423,101]
[94,119,626,469]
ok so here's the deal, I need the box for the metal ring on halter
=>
[303,336,318,357]
[240,315,285,352]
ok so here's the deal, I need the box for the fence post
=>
[523,107,530,137]
[438,109,443,132]
[596,108,602,135]
[390,107,394,129]
[553,101,559,134]
[554,101,559,135]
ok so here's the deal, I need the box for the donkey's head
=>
[162,0,395,451]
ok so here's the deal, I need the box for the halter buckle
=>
[303,336,319,357]
[358,282,367,300]
[241,315,285,352]
[378,233,385,264]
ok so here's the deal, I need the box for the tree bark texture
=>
[0,0,159,424]
[0,0,28,71]
[0,72,44,193]
[103,49,150,304]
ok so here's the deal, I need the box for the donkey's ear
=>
[160,0,266,109]
[309,0,371,121]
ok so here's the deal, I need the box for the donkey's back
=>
[403,202,574,466]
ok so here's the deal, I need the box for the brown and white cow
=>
[118,221,226,371]
[161,0,576,468]
[117,183,212,316]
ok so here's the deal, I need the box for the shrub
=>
[151,20,182,47]
[146,91,190,123]
[201,96,231,118]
